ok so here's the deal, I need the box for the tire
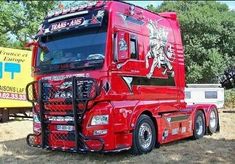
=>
[193,110,205,139]
[131,114,156,155]
[208,108,218,134]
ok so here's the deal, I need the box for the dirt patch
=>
[0,109,235,164]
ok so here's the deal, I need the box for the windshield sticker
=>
[50,17,84,31]
[146,19,175,79]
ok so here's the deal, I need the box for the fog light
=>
[93,129,107,136]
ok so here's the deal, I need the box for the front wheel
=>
[193,110,205,139]
[131,114,156,155]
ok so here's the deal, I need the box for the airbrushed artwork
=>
[146,19,174,79]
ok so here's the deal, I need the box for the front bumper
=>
[26,77,132,153]
[26,130,132,153]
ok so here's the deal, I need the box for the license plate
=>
[48,116,74,122]
[56,125,74,131]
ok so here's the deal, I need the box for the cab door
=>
[113,30,140,73]
[113,30,130,63]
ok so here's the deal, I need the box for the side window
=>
[185,91,191,99]
[130,35,138,59]
[205,91,218,99]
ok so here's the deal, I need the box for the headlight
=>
[91,115,109,125]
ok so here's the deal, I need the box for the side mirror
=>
[25,41,38,67]
[25,41,38,49]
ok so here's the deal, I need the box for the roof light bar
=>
[48,10,89,23]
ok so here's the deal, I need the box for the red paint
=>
[27,0,219,152]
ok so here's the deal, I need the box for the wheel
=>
[131,114,156,155]
[1,109,9,122]
[208,108,218,134]
[193,110,205,139]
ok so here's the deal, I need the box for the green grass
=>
[224,89,235,108]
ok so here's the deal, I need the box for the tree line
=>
[148,1,235,83]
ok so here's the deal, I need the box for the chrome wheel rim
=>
[210,110,216,128]
[138,122,152,149]
[196,115,203,135]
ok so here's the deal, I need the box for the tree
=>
[0,1,57,49]
[148,1,235,83]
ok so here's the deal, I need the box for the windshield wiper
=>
[37,59,104,74]
[71,59,104,69]
[86,59,104,64]
[41,57,54,64]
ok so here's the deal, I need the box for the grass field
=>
[0,108,235,164]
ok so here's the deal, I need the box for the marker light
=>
[48,10,89,23]
[46,1,98,19]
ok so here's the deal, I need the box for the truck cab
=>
[26,0,219,154]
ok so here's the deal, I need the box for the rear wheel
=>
[193,110,205,139]
[131,114,156,155]
[208,108,218,134]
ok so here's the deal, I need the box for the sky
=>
[125,1,235,10]
[124,0,162,8]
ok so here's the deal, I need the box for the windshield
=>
[36,30,107,73]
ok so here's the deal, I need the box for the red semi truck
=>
[26,0,219,154]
